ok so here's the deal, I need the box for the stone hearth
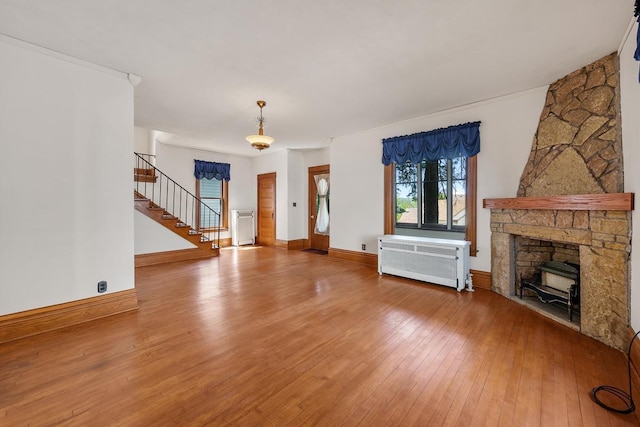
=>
[484,53,632,350]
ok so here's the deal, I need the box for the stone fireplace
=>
[484,53,633,350]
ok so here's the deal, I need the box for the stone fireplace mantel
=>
[483,193,634,211]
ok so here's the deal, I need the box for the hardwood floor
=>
[1,246,638,426]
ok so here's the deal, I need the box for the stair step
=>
[134,174,158,183]
[176,222,190,228]
[162,214,178,220]
[134,167,155,175]
[188,230,202,236]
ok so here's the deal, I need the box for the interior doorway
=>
[257,172,276,246]
[308,165,330,252]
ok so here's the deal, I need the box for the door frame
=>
[257,172,276,246]
[307,164,330,250]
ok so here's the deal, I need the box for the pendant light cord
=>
[590,330,640,414]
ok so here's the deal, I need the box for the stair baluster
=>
[133,152,220,251]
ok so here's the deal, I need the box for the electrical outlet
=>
[362,244,366,251]
[98,281,107,293]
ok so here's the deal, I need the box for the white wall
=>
[330,128,385,254]
[329,87,547,272]
[287,150,305,240]
[134,126,152,154]
[304,148,330,169]
[0,37,134,315]
[620,20,640,330]
[134,211,196,254]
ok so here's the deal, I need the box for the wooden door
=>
[308,165,330,251]
[257,172,276,246]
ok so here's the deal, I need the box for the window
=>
[384,156,477,256]
[196,177,228,230]
[395,157,467,231]
[381,121,480,256]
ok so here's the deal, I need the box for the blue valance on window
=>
[194,160,231,181]
[381,121,481,165]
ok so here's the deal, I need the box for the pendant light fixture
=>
[246,100,275,151]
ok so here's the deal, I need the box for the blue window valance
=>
[381,121,481,166]
[194,160,231,181]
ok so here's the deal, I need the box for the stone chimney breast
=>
[518,53,622,197]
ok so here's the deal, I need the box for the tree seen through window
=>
[395,157,466,230]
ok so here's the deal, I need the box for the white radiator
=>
[378,235,472,291]
[231,210,255,246]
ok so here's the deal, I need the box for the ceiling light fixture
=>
[246,100,275,151]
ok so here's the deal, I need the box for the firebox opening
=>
[514,237,581,326]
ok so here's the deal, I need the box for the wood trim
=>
[274,239,307,250]
[328,247,378,267]
[135,248,218,267]
[483,193,634,211]
[274,239,287,249]
[0,289,138,344]
[287,239,306,250]
[308,165,330,251]
[257,172,277,247]
[308,165,330,174]
[465,156,478,256]
[470,269,491,290]
[219,237,232,247]
[383,164,395,235]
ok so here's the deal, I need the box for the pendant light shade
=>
[246,100,275,150]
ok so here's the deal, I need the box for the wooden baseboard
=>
[274,239,306,250]
[470,269,491,290]
[328,247,378,267]
[0,289,138,344]
[287,239,306,250]
[219,237,232,247]
[135,248,218,267]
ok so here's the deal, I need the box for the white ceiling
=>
[0,0,635,157]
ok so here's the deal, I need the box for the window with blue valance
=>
[381,121,481,165]
[194,160,231,181]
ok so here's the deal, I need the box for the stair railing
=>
[134,152,220,249]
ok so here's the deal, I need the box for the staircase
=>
[134,153,220,258]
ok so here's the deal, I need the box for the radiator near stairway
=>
[231,210,255,246]
[378,235,472,291]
